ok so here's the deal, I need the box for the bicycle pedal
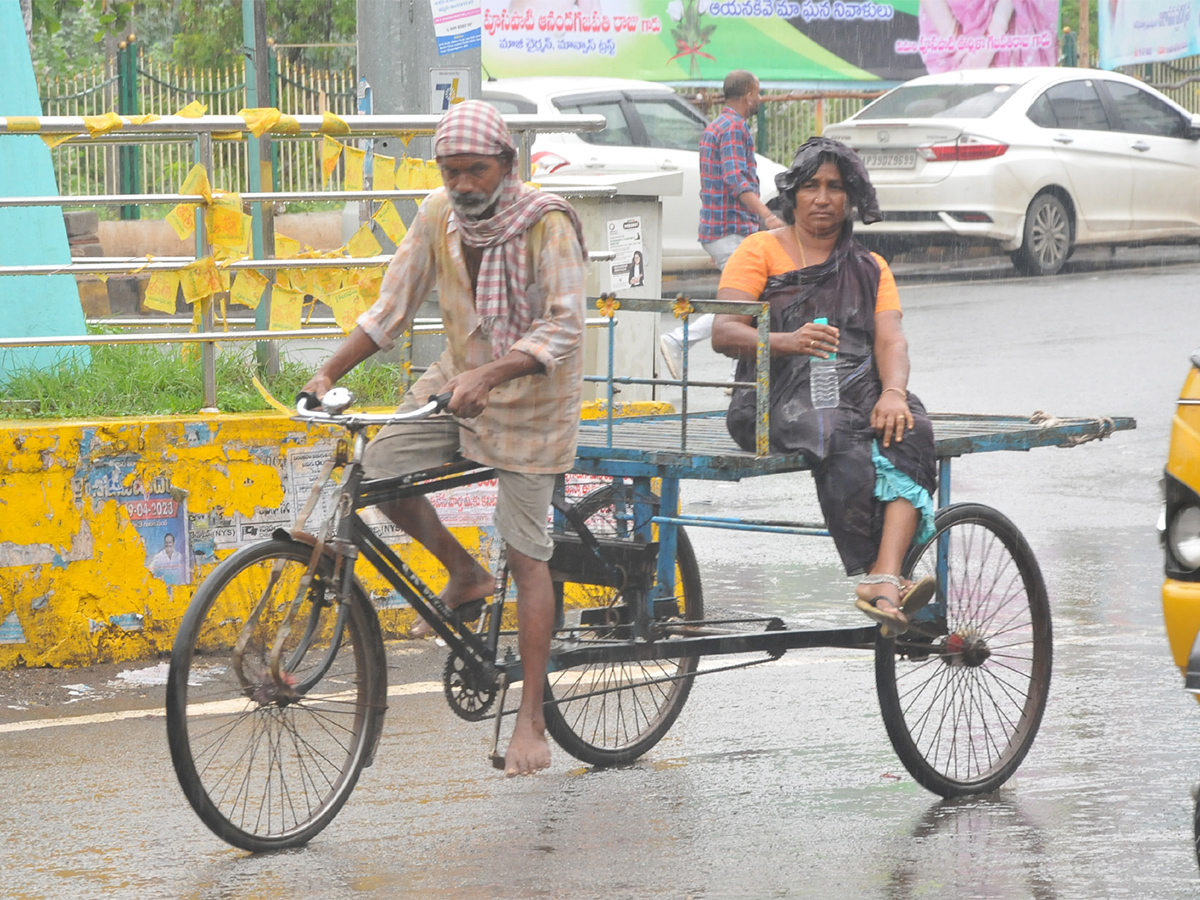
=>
[489,752,506,771]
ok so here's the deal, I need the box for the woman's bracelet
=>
[882,386,908,400]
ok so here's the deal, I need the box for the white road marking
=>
[0,680,444,734]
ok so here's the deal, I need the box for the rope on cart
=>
[1028,411,1117,446]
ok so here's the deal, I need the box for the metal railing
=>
[588,295,772,458]
[0,112,607,409]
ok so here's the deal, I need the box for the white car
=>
[482,77,786,272]
[823,67,1200,275]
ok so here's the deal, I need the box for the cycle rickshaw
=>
[165,296,1134,852]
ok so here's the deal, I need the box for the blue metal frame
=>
[572,295,1136,638]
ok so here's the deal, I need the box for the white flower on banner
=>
[667,0,684,21]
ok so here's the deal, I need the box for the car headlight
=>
[1170,505,1200,570]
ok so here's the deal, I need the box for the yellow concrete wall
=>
[0,400,670,669]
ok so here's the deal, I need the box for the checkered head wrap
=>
[434,101,587,359]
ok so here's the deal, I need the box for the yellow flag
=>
[407,158,429,190]
[211,216,251,261]
[272,114,300,135]
[356,266,384,305]
[321,136,343,186]
[230,268,269,309]
[180,163,212,202]
[285,266,313,297]
[320,111,351,135]
[372,201,407,245]
[346,224,383,258]
[42,133,80,149]
[274,233,302,259]
[143,270,180,314]
[315,266,347,298]
[326,285,366,333]
[269,285,304,330]
[394,158,411,191]
[165,204,196,241]
[274,269,293,291]
[83,111,124,136]
[179,257,223,304]
[237,107,281,138]
[126,114,160,126]
[424,160,443,188]
[207,194,245,247]
[176,100,208,118]
[343,146,365,191]
[373,153,395,192]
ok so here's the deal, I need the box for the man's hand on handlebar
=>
[300,372,334,404]
[443,368,493,419]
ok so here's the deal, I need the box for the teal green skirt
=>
[872,439,935,544]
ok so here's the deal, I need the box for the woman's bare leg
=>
[855,498,919,617]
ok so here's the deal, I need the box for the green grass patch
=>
[0,339,406,419]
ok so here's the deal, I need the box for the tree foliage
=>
[30,0,134,41]
[164,0,356,68]
[1059,0,1099,66]
[29,0,356,76]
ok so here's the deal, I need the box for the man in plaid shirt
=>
[660,70,784,378]
[302,101,587,777]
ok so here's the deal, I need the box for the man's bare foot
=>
[504,715,551,777]
[411,566,494,638]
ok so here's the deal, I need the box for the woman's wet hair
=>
[775,137,881,226]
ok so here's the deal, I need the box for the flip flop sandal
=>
[855,595,908,637]
[900,576,937,619]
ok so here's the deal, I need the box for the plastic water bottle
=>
[810,316,839,409]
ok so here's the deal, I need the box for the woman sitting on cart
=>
[712,136,936,633]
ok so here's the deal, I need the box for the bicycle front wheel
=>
[544,484,704,766]
[166,538,386,852]
[875,503,1052,796]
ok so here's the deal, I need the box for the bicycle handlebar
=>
[293,390,454,426]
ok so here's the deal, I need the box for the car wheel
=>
[1012,193,1071,276]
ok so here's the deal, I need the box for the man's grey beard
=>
[450,180,506,218]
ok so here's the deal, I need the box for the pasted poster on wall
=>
[128,492,192,586]
[482,0,1059,83]
[432,0,484,55]
[607,215,646,293]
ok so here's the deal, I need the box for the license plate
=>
[859,151,917,170]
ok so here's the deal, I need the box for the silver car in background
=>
[824,67,1200,275]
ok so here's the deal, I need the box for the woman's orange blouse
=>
[718,231,901,314]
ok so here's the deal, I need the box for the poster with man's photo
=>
[128,493,192,586]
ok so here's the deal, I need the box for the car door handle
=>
[1052,134,1074,144]
[1131,141,1151,152]
[659,161,678,170]
[584,159,605,168]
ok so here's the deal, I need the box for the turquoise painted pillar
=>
[0,0,89,382]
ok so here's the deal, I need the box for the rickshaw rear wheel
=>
[875,503,1052,796]
[543,483,704,767]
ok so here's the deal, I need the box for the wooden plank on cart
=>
[573,411,1136,479]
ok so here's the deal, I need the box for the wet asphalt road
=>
[3,246,1200,899]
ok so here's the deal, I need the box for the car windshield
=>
[858,83,1019,120]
